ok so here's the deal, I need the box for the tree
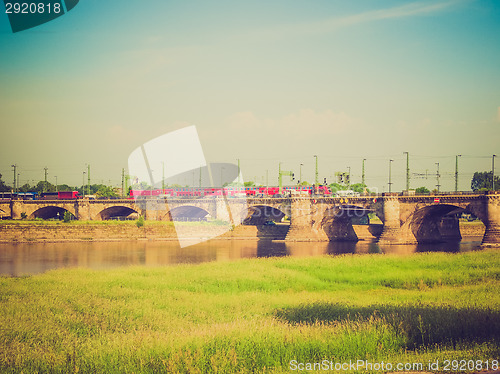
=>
[18,183,32,193]
[329,183,346,193]
[244,181,255,187]
[56,184,74,192]
[32,181,55,193]
[350,183,370,194]
[0,174,11,192]
[471,171,500,192]
[415,186,430,194]
[95,185,118,198]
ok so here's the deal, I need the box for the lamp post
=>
[389,159,393,193]
[347,166,351,187]
[55,176,58,192]
[299,163,303,184]
[11,164,17,193]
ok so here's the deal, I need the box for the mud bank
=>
[0,221,485,243]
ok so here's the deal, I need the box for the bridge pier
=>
[482,193,500,246]
[285,198,328,241]
[378,196,403,244]
[10,200,23,220]
[75,200,90,220]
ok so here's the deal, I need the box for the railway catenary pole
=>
[362,159,366,186]
[388,159,393,193]
[314,155,318,185]
[455,155,461,192]
[87,164,91,196]
[237,159,240,185]
[44,167,48,193]
[82,171,86,197]
[403,152,410,191]
[435,162,440,192]
[162,162,165,191]
[493,155,497,190]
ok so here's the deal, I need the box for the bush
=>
[415,187,430,194]
[63,211,72,223]
[136,216,144,228]
[20,212,27,219]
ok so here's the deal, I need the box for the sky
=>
[0,0,499,192]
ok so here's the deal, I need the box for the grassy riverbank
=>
[0,250,499,373]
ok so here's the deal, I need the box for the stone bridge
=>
[0,192,499,246]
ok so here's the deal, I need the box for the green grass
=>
[0,250,499,373]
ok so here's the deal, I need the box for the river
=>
[0,237,485,276]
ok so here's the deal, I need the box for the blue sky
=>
[0,0,499,191]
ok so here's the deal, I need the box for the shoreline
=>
[0,220,486,244]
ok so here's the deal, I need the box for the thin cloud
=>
[244,0,471,41]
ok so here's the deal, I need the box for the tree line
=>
[0,171,498,195]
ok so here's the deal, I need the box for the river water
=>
[0,238,485,277]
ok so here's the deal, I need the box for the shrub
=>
[415,187,430,194]
[136,216,145,228]
[63,211,72,223]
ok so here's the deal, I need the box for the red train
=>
[0,191,81,200]
[38,191,81,199]
[130,185,332,198]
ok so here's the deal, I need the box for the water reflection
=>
[257,241,288,258]
[0,237,484,276]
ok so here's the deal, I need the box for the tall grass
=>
[0,250,498,373]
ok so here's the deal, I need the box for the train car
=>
[58,191,80,199]
[0,192,38,200]
[129,185,332,198]
[39,192,59,200]
[38,191,80,199]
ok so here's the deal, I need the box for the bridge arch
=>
[96,206,140,220]
[242,205,286,225]
[170,205,211,221]
[0,208,9,218]
[404,203,483,243]
[29,206,76,220]
[321,205,369,241]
